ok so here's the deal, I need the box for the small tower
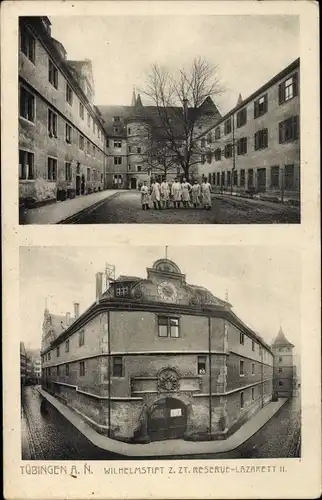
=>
[271,327,295,398]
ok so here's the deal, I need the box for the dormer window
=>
[115,286,128,297]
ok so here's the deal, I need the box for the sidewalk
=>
[22,190,119,224]
[37,388,287,457]
[212,193,300,211]
[213,191,300,207]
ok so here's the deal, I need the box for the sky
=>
[50,15,299,113]
[20,246,301,358]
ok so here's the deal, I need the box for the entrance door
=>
[76,175,81,196]
[147,398,187,441]
[257,168,266,192]
[131,177,137,190]
[81,174,85,195]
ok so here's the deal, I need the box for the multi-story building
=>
[20,342,27,386]
[198,58,300,203]
[41,257,274,443]
[19,16,106,208]
[32,357,42,383]
[271,327,295,398]
[98,92,221,189]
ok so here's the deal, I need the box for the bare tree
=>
[140,57,224,180]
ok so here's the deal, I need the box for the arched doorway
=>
[147,397,187,441]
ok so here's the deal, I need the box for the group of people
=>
[139,178,212,211]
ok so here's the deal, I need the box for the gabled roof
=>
[271,327,294,347]
[115,275,142,282]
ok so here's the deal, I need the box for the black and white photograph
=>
[18,14,301,225]
[20,246,301,460]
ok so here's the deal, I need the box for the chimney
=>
[66,312,71,326]
[96,272,103,302]
[74,302,80,319]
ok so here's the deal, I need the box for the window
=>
[57,365,60,376]
[113,127,120,134]
[112,356,123,377]
[254,94,268,118]
[47,157,57,181]
[240,360,244,375]
[252,340,255,352]
[87,112,91,127]
[269,166,280,188]
[237,137,247,155]
[66,84,73,105]
[20,86,35,122]
[137,165,142,172]
[254,129,268,150]
[158,316,180,338]
[19,150,34,180]
[93,121,96,134]
[215,127,220,140]
[87,140,91,154]
[65,123,72,143]
[65,364,69,376]
[128,146,132,153]
[240,392,244,408]
[115,286,128,297]
[240,332,244,344]
[87,168,91,181]
[56,346,60,357]
[248,169,254,187]
[65,340,69,353]
[200,154,205,164]
[48,109,58,137]
[79,134,85,151]
[92,145,96,158]
[206,153,212,164]
[279,381,283,386]
[279,116,299,143]
[48,60,58,88]
[232,170,238,186]
[216,172,220,185]
[114,156,122,165]
[48,352,51,360]
[128,128,131,135]
[221,172,225,185]
[20,25,35,63]
[237,108,247,128]
[197,356,207,375]
[137,147,142,153]
[284,165,295,190]
[251,388,255,400]
[279,73,298,104]
[113,116,121,123]
[214,148,221,161]
[227,171,231,186]
[65,162,72,181]
[201,138,206,148]
[252,363,255,375]
[224,144,233,158]
[114,140,122,148]
[79,102,84,119]
[259,346,262,356]
[224,118,232,135]
[79,361,85,377]
[237,169,244,188]
[278,368,282,373]
[79,330,85,347]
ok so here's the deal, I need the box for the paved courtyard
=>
[61,191,300,224]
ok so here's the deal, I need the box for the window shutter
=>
[279,122,283,144]
[293,72,298,97]
[254,132,258,150]
[278,83,284,104]
[254,101,258,119]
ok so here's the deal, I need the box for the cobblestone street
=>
[62,191,300,224]
[21,386,300,460]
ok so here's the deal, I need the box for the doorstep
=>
[37,388,288,457]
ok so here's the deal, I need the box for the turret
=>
[271,327,294,398]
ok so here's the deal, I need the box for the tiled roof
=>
[271,327,294,347]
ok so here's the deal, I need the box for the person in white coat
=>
[201,179,212,210]
[181,178,192,208]
[140,181,150,210]
[150,180,161,209]
[191,180,201,208]
[171,178,182,209]
[160,178,170,209]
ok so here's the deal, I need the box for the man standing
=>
[181,178,192,208]
[141,181,149,210]
[150,180,162,209]
[191,180,201,208]
[160,178,170,209]
[201,178,212,210]
[140,181,150,210]
[171,178,182,208]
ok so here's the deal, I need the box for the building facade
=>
[198,58,300,203]
[32,357,42,383]
[271,327,295,398]
[41,258,274,443]
[19,17,106,208]
[20,342,27,386]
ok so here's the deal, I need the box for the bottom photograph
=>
[20,245,301,460]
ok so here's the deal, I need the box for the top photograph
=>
[18,15,300,225]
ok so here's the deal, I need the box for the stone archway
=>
[147,397,187,441]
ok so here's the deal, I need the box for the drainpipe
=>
[208,316,212,438]
[107,311,111,437]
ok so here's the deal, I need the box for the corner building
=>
[41,258,274,443]
[19,17,106,207]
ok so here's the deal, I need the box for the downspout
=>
[107,310,111,437]
[208,316,212,437]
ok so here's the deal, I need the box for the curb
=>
[58,192,121,224]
